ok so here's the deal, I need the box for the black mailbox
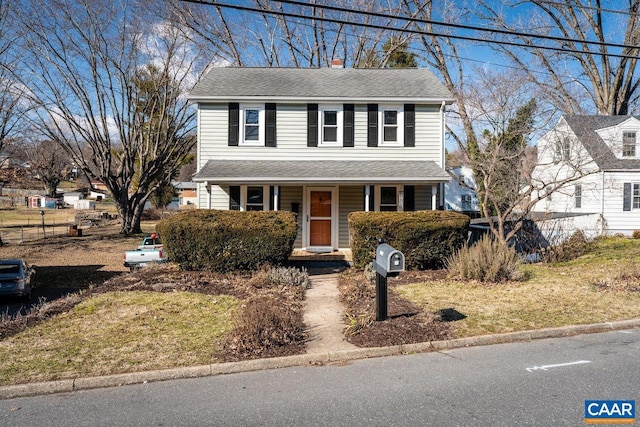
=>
[374,243,405,278]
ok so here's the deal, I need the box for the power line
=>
[535,0,640,17]
[276,0,640,52]
[180,0,640,59]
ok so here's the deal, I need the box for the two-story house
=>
[531,115,640,239]
[188,66,454,252]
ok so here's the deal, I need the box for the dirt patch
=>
[339,269,454,347]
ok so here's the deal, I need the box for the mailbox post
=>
[373,241,405,321]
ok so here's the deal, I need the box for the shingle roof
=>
[193,160,450,184]
[188,67,454,102]
[563,115,640,170]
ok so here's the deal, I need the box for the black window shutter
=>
[269,186,275,210]
[229,186,240,210]
[367,104,378,147]
[404,185,415,211]
[404,104,415,147]
[343,104,354,147]
[228,103,239,146]
[624,182,632,211]
[265,103,276,147]
[307,104,318,147]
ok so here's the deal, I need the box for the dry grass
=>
[397,236,640,337]
[0,291,239,385]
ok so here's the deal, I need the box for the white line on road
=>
[526,360,591,373]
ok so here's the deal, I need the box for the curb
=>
[1,319,639,400]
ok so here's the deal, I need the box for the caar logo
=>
[585,400,635,424]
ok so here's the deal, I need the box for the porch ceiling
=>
[193,160,450,185]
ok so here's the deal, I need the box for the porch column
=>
[273,185,279,211]
[206,182,211,209]
[364,185,371,212]
[431,185,437,210]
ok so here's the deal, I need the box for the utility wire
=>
[276,0,640,51]
[180,0,640,59]
[535,0,640,17]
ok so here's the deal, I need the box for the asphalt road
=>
[0,287,77,317]
[1,329,638,426]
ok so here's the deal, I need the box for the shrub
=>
[348,210,469,270]
[542,229,591,263]
[222,295,306,359]
[632,230,640,239]
[248,265,310,290]
[156,210,298,272]
[446,234,523,283]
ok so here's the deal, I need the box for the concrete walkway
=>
[303,269,357,354]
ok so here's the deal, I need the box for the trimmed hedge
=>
[156,210,298,272]
[348,210,470,270]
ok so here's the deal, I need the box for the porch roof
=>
[193,160,449,185]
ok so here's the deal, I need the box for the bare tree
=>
[173,0,418,67]
[24,139,69,197]
[477,0,640,115]
[17,0,205,234]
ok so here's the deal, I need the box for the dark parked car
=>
[0,259,35,300]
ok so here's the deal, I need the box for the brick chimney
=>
[331,59,344,68]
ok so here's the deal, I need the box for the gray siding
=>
[339,186,364,248]
[415,185,433,210]
[280,186,303,248]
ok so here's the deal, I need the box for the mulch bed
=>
[339,269,455,347]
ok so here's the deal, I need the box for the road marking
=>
[618,330,633,334]
[526,360,591,372]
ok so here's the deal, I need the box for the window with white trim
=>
[574,184,582,209]
[379,106,404,146]
[623,132,636,157]
[378,186,400,211]
[240,104,264,146]
[461,194,472,211]
[554,136,570,161]
[634,183,640,209]
[246,186,265,211]
[319,106,342,146]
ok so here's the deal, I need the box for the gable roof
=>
[563,115,640,170]
[188,67,454,103]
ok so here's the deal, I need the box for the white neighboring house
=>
[445,166,479,217]
[531,115,640,240]
[188,66,455,252]
[63,192,83,207]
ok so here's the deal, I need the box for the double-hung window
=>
[379,106,404,146]
[461,194,472,211]
[574,184,582,209]
[240,105,265,146]
[555,137,570,161]
[623,132,636,157]
[634,183,640,209]
[319,106,342,146]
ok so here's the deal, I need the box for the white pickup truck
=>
[123,235,168,271]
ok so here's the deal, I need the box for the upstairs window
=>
[623,132,636,157]
[240,105,265,146]
[379,106,404,146]
[555,137,570,161]
[319,106,342,146]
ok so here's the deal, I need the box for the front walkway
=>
[303,268,357,354]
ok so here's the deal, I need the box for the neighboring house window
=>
[461,194,472,211]
[634,183,640,209]
[241,105,265,146]
[379,186,399,211]
[379,106,404,146]
[623,132,636,157]
[319,106,342,146]
[574,184,582,209]
[555,137,570,161]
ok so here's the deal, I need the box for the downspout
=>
[440,101,446,210]
[600,171,605,236]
